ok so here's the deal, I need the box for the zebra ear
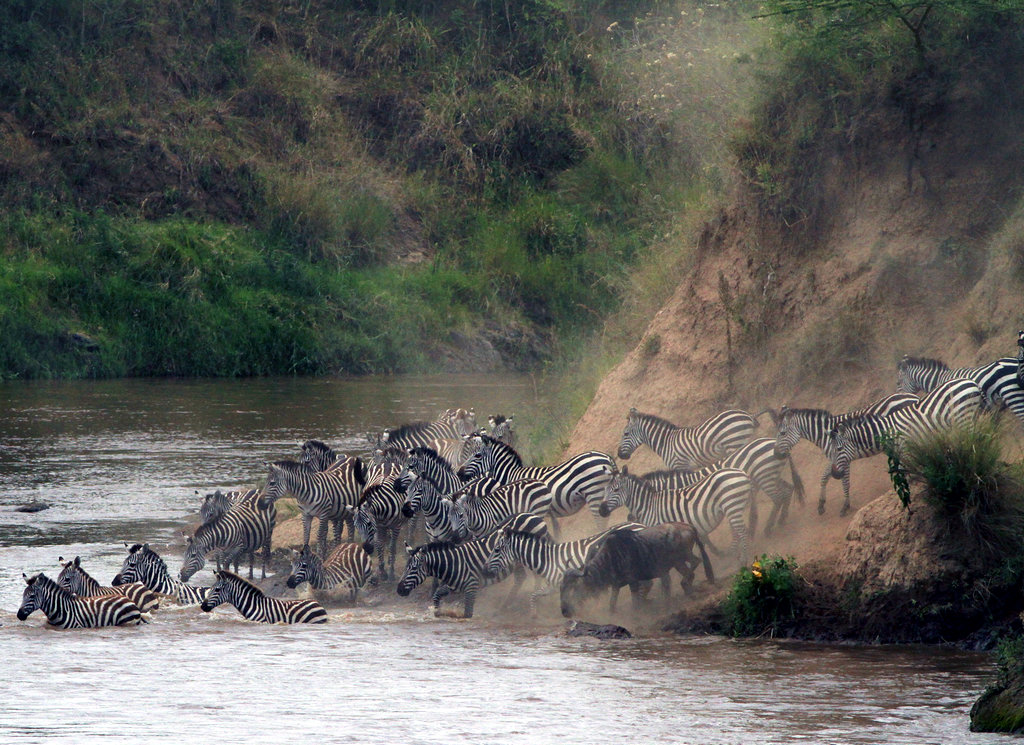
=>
[405,542,414,555]
[621,465,629,476]
[58,555,65,564]
[74,556,81,568]
[628,406,638,416]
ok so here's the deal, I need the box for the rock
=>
[14,501,50,513]
[971,672,1024,733]
[566,620,632,639]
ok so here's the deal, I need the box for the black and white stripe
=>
[200,569,327,623]
[772,393,918,515]
[897,355,1024,427]
[403,474,470,543]
[57,555,160,613]
[180,490,275,581]
[599,468,756,564]
[113,543,210,606]
[616,407,759,470]
[830,378,986,513]
[286,543,374,603]
[354,481,410,581]
[300,439,348,472]
[18,572,143,628]
[457,434,615,530]
[488,414,516,447]
[375,408,477,450]
[452,478,554,539]
[260,459,365,556]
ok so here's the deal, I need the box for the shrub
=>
[723,554,799,637]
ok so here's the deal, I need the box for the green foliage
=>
[879,431,912,510]
[724,554,800,637]
[898,420,1024,554]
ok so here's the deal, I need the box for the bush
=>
[723,554,799,637]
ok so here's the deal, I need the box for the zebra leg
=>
[302,513,314,551]
[840,470,853,517]
[387,528,399,581]
[431,584,452,609]
[462,579,479,618]
[529,579,552,617]
[818,463,831,515]
[316,518,330,558]
[261,534,271,580]
[503,566,526,608]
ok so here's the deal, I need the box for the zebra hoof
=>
[817,503,826,516]
[839,504,851,517]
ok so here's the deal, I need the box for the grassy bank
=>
[0,0,764,381]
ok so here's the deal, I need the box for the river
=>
[0,375,1007,744]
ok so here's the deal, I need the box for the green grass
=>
[723,554,800,637]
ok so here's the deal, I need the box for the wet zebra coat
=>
[600,467,756,565]
[180,490,275,581]
[616,407,759,471]
[452,477,554,539]
[286,543,373,603]
[354,481,410,580]
[18,573,144,628]
[771,393,919,515]
[113,543,210,606]
[201,570,327,624]
[57,556,160,613]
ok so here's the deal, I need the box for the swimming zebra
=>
[396,533,522,619]
[259,458,365,557]
[113,543,210,606]
[57,556,160,613]
[286,543,374,604]
[457,434,616,534]
[772,393,919,516]
[300,439,348,472]
[354,481,410,580]
[453,478,555,539]
[180,491,275,581]
[483,513,648,613]
[634,438,804,536]
[617,407,761,471]
[18,573,144,628]
[200,570,328,624]
[897,355,1024,427]
[488,414,515,447]
[599,467,756,564]
[403,475,470,543]
[830,378,986,508]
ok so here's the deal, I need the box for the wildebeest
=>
[559,521,713,618]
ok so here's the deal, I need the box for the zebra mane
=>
[357,481,394,508]
[899,355,949,371]
[477,434,524,467]
[214,569,264,595]
[351,456,366,486]
[409,445,446,466]
[384,421,435,440]
[302,439,333,454]
[418,540,460,553]
[628,410,680,430]
[270,459,313,474]
[638,468,692,481]
[782,406,835,419]
[27,572,67,596]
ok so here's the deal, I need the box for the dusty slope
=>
[566,89,1024,573]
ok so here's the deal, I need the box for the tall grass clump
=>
[723,554,800,637]
[897,419,1024,555]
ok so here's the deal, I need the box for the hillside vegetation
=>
[0,0,760,380]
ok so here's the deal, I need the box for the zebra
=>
[354,481,410,581]
[772,393,919,516]
[286,543,374,604]
[483,513,648,614]
[617,407,760,471]
[488,414,515,447]
[57,555,161,613]
[180,491,275,582]
[830,377,986,511]
[897,354,1024,427]
[200,569,328,624]
[453,478,555,539]
[633,438,805,536]
[197,489,253,570]
[457,434,616,534]
[374,408,477,450]
[1018,330,1024,385]
[403,474,470,543]
[259,458,366,557]
[396,533,522,619]
[18,573,144,628]
[300,439,348,472]
[599,467,756,564]
[113,543,210,606]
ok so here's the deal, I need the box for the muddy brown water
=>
[0,375,1009,744]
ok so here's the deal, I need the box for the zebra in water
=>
[403,475,470,543]
[197,488,255,570]
[633,438,805,536]
[457,434,616,535]
[113,543,210,606]
[286,543,374,604]
[772,393,919,516]
[18,573,144,628]
[259,458,365,556]
[488,414,515,447]
[354,481,410,580]
[453,478,555,539]
[396,533,523,619]
[617,407,760,471]
[180,492,275,581]
[897,354,1024,427]
[830,378,986,506]
[57,556,160,613]
[483,513,648,614]
[200,570,328,624]
[599,467,756,564]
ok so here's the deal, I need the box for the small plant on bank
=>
[724,554,799,637]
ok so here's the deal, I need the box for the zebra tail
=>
[694,533,715,586]
[756,407,780,427]
[788,455,806,506]
[747,488,759,545]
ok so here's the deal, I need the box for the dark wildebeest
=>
[559,521,714,618]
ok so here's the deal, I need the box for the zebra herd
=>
[15,332,1024,627]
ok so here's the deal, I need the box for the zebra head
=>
[617,408,643,460]
[402,477,426,518]
[56,556,84,594]
[396,544,426,597]
[17,573,44,621]
[199,571,229,613]
[488,414,515,447]
[483,529,514,579]
[179,535,206,582]
[286,545,319,589]
[354,508,376,555]
[828,423,853,480]
[1018,330,1024,361]
[599,468,633,518]
[456,436,491,481]
[774,406,799,458]
[113,543,150,586]
[258,463,288,510]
